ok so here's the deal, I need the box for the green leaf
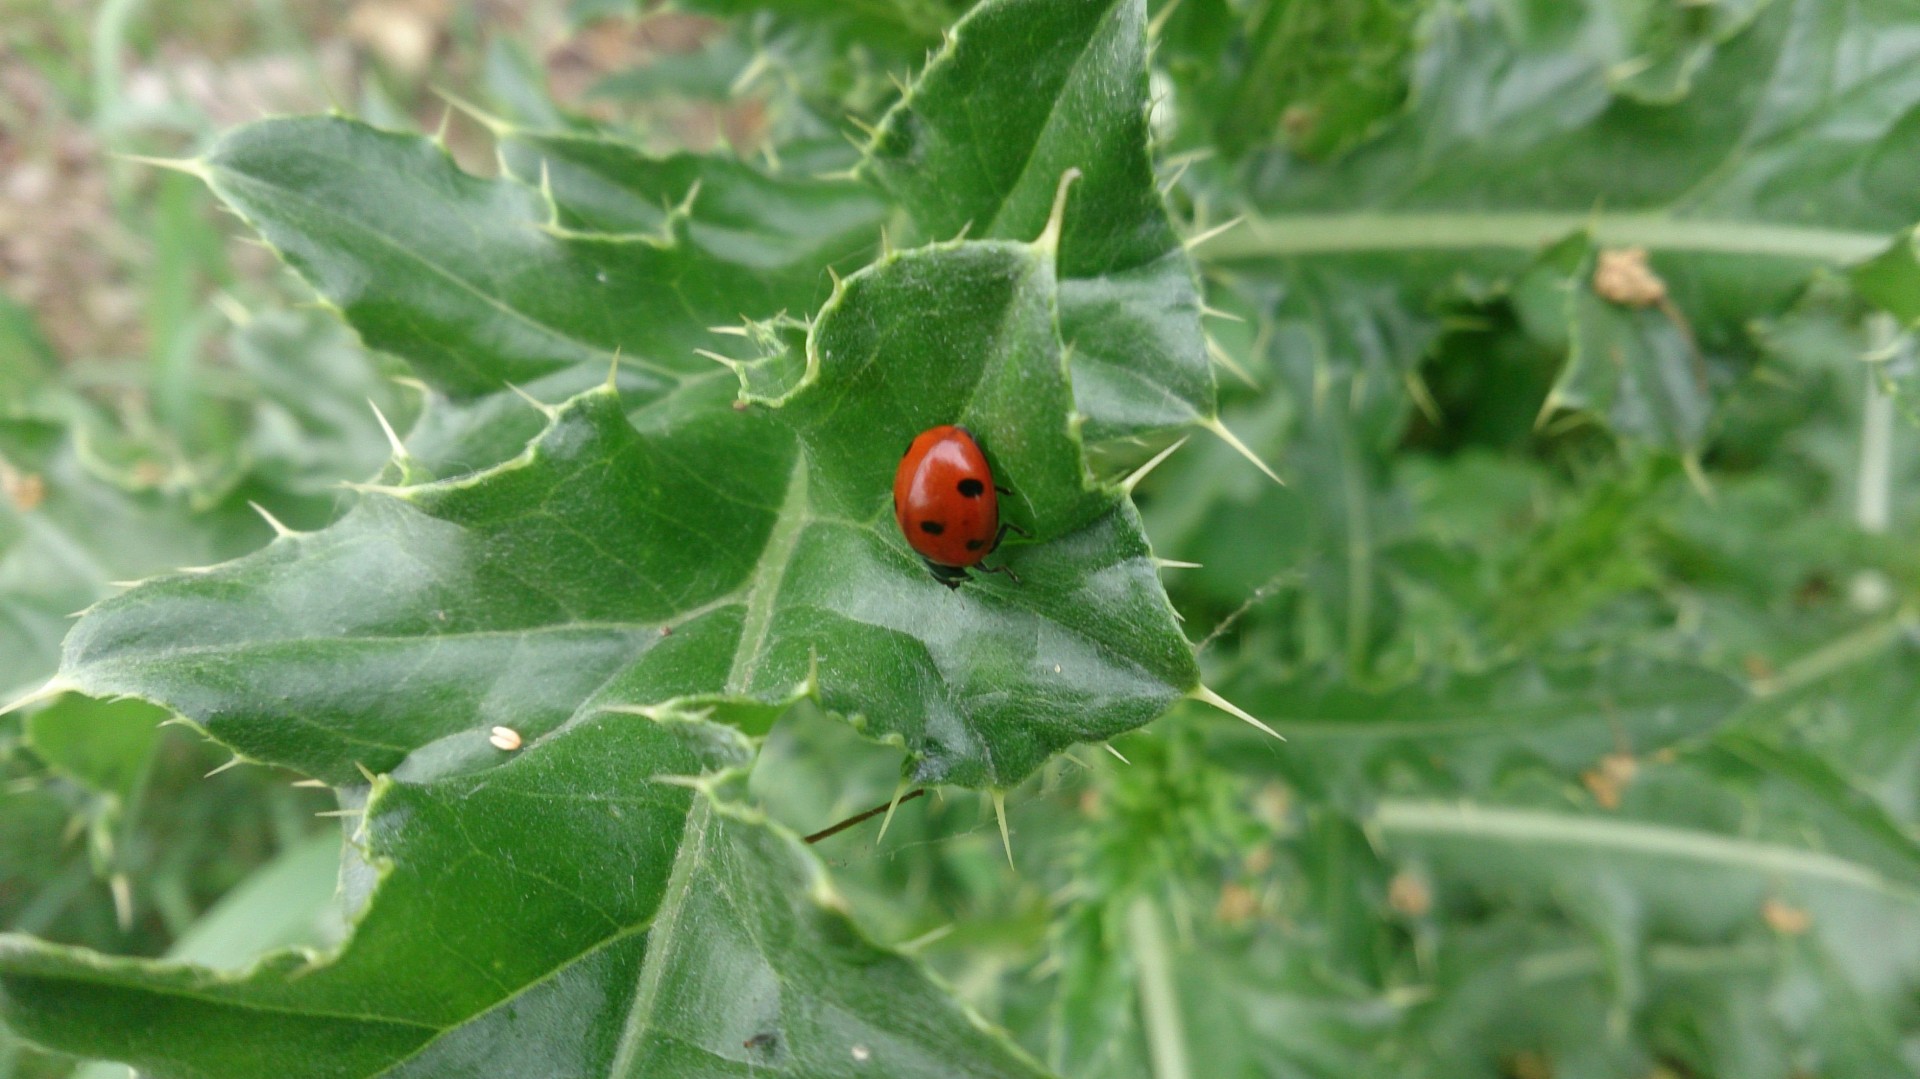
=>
[583,37,759,104]
[0,293,56,410]
[0,417,264,703]
[1158,0,1422,160]
[1606,0,1775,103]
[1374,790,1920,1005]
[866,0,1213,442]
[197,117,881,398]
[1851,226,1920,326]
[0,711,1050,1078]
[162,832,344,970]
[22,695,164,802]
[55,238,1196,791]
[673,0,957,53]
[1197,0,1920,432]
[230,310,416,500]
[1217,655,1746,803]
[494,126,886,301]
[1518,234,1715,454]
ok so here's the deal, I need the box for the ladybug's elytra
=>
[892,425,1026,587]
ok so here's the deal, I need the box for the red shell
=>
[893,426,1000,567]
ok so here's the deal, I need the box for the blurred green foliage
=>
[6,0,1920,1076]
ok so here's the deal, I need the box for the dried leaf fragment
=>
[1593,247,1667,308]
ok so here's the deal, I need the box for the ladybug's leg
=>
[994,485,1012,495]
[976,561,1022,584]
[987,522,1032,554]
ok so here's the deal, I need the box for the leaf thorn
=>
[1199,304,1245,324]
[693,348,745,372]
[1191,684,1285,742]
[1202,416,1284,485]
[1103,742,1132,765]
[291,778,329,789]
[431,86,514,137]
[537,157,559,228]
[1184,215,1245,252]
[1033,168,1083,256]
[729,49,775,97]
[875,779,915,847]
[1158,155,1194,197]
[314,808,365,819]
[204,756,246,778]
[1120,437,1188,495]
[1153,557,1202,569]
[338,480,415,499]
[111,152,211,180]
[353,760,378,784]
[1147,0,1185,39]
[504,381,560,418]
[1205,332,1259,388]
[992,790,1015,869]
[248,500,296,538]
[367,399,411,461]
[0,679,72,719]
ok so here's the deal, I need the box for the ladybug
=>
[893,425,1026,587]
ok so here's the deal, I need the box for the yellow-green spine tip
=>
[874,779,914,847]
[1192,684,1285,742]
[992,789,1014,869]
[1202,416,1284,486]
[1034,168,1084,256]
[1120,436,1188,495]
[248,501,295,538]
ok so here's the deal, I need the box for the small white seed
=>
[489,726,523,751]
[850,1045,871,1063]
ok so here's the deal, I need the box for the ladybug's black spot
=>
[919,520,945,535]
[965,538,986,551]
[957,478,985,498]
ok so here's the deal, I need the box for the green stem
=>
[1753,613,1913,699]
[1858,315,1899,534]
[1197,212,1889,264]
[1341,432,1372,679]
[1129,895,1191,1079]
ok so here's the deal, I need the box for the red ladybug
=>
[893,425,1025,587]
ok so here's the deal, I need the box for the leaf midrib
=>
[1197,211,1888,264]
[368,918,658,1076]
[1375,800,1920,901]
[1268,684,1739,738]
[727,458,811,694]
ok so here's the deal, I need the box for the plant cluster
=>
[4,1,1920,1077]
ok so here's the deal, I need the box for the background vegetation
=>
[3,0,1920,1076]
